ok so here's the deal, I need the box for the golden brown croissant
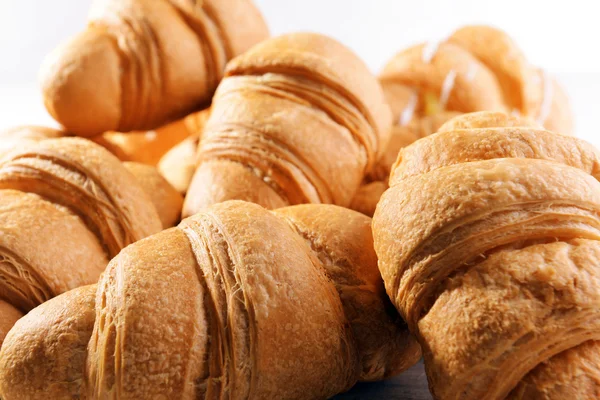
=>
[0,126,65,158]
[183,33,392,218]
[93,108,211,166]
[0,126,184,227]
[0,201,420,399]
[352,25,574,218]
[373,111,600,399]
[158,132,202,194]
[380,25,573,137]
[123,162,184,228]
[40,0,268,136]
[0,138,163,346]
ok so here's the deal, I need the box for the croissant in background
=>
[373,111,600,399]
[40,0,268,136]
[158,132,202,194]
[0,201,420,399]
[0,126,184,227]
[93,108,211,166]
[183,32,392,218]
[0,126,64,159]
[0,138,166,345]
[352,25,574,217]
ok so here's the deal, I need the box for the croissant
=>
[93,108,211,166]
[183,33,392,218]
[0,201,420,399]
[40,0,268,136]
[0,138,163,346]
[0,126,183,227]
[0,126,64,158]
[350,112,459,216]
[158,132,202,194]
[380,25,573,137]
[122,162,184,228]
[352,24,574,218]
[373,111,600,399]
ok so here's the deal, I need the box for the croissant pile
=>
[0,0,596,398]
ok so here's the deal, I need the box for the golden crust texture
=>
[380,25,573,137]
[373,111,600,399]
[183,32,392,218]
[40,0,268,136]
[0,201,420,399]
[0,138,162,347]
[0,126,66,159]
[123,162,184,228]
[0,127,185,226]
[93,108,211,166]
[351,25,575,218]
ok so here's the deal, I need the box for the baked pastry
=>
[158,133,201,194]
[373,111,600,399]
[351,112,459,217]
[93,108,211,165]
[183,33,392,217]
[0,138,163,346]
[123,162,184,228]
[0,126,184,227]
[352,25,574,218]
[380,25,573,137]
[0,201,420,399]
[40,0,268,136]
[0,126,65,158]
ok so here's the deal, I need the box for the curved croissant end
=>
[40,0,268,136]
[0,138,163,348]
[183,33,392,218]
[0,201,419,399]
[374,111,600,399]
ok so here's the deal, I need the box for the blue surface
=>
[333,360,432,400]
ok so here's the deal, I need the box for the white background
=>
[0,0,598,143]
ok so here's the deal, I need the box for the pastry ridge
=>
[373,111,600,399]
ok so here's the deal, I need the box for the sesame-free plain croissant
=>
[41,0,268,136]
[0,138,164,346]
[158,132,202,194]
[0,201,420,399]
[0,126,184,227]
[183,33,392,218]
[373,111,600,399]
[380,25,573,139]
[352,25,574,218]
[0,126,64,159]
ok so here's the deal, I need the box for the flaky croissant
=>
[0,126,184,227]
[41,0,268,136]
[373,111,600,399]
[352,25,574,218]
[183,33,392,218]
[158,132,202,194]
[380,25,573,137]
[0,138,163,346]
[0,201,420,399]
[0,126,64,159]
